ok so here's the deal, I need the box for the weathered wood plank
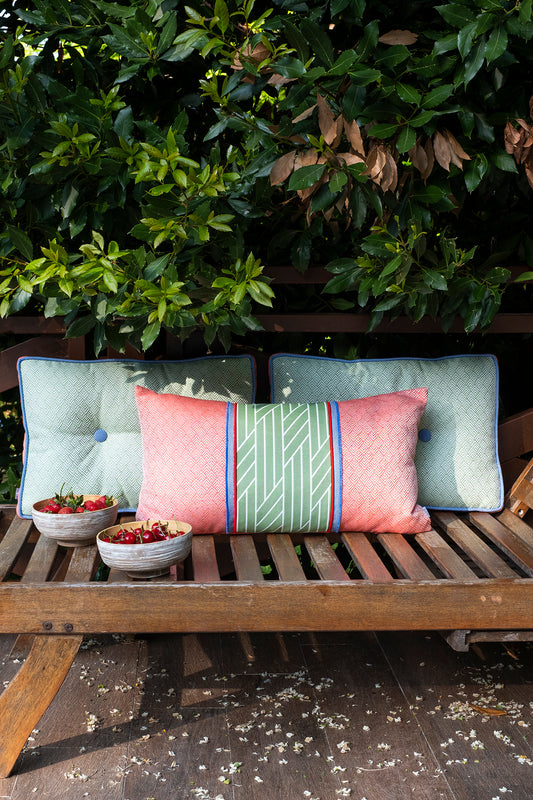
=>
[0,517,33,580]
[230,535,264,581]
[377,534,436,580]
[434,512,518,578]
[342,531,394,581]
[469,511,533,576]
[0,634,82,778]
[19,533,58,584]
[1,580,533,633]
[415,528,478,580]
[304,535,350,581]
[267,533,306,580]
[192,535,220,582]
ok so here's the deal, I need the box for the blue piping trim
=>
[225,403,235,534]
[329,401,343,533]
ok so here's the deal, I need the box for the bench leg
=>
[0,633,82,778]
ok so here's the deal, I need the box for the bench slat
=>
[0,517,33,581]
[377,534,436,580]
[495,508,533,549]
[192,536,220,582]
[304,536,350,581]
[267,534,306,581]
[434,512,517,578]
[20,533,59,583]
[415,528,478,580]
[341,532,394,582]
[468,512,533,577]
[65,544,99,583]
[230,535,264,581]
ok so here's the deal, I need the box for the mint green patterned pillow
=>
[270,354,503,511]
[17,356,255,517]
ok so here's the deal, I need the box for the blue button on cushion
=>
[17,356,256,517]
[269,354,503,512]
[418,429,432,442]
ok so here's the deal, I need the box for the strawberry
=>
[57,506,74,514]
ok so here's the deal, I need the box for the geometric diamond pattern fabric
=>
[17,356,255,517]
[270,353,503,511]
[133,387,431,535]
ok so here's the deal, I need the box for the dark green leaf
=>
[113,107,134,140]
[300,19,335,67]
[424,84,454,108]
[66,315,97,338]
[288,164,326,190]
[485,25,508,63]
[464,40,487,84]
[214,0,230,34]
[103,25,150,58]
[491,151,518,172]
[349,67,381,86]
[8,227,33,261]
[141,320,161,350]
[410,110,435,127]
[436,4,476,28]
[369,122,399,138]
[357,20,379,60]
[397,83,422,105]
[397,126,416,153]
[464,153,488,192]
[157,14,178,55]
[329,50,358,76]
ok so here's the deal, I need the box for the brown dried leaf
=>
[332,115,344,149]
[363,145,387,181]
[469,704,507,717]
[525,151,533,190]
[270,150,297,186]
[317,93,337,145]
[378,29,418,45]
[409,141,428,174]
[504,121,523,157]
[337,152,365,166]
[381,151,398,192]
[267,74,294,86]
[343,118,365,157]
[444,130,471,169]
[295,149,319,170]
[293,104,316,124]
[433,131,451,171]
[421,138,435,181]
[232,42,271,70]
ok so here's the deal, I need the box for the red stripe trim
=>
[326,401,335,534]
[233,403,238,533]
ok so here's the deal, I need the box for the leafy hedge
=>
[1,0,533,352]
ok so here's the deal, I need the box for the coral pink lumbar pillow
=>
[134,385,431,535]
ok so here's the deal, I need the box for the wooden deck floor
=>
[0,630,532,799]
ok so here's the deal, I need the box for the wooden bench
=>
[1,281,533,778]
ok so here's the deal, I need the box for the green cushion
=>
[17,356,255,517]
[270,354,503,511]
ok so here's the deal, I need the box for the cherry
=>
[141,529,155,543]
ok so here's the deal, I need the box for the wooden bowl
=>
[96,520,193,579]
[32,496,119,547]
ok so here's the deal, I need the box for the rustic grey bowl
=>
[96,520,193,578]
[32,496,118,547]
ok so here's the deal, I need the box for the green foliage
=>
[1,0,532,349]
